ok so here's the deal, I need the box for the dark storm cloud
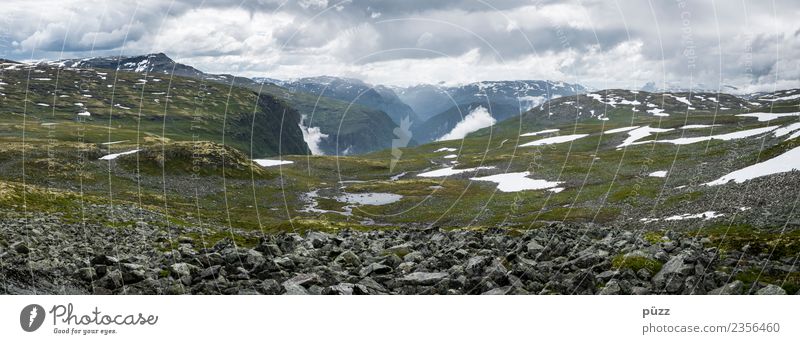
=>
[0,0,798,91]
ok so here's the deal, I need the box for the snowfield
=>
[519,134,588,147]
[253,159,294,167]
[705,146,800,185]
[470,172,562,192]
[99,149,140,160]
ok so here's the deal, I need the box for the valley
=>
[0,56,798,295]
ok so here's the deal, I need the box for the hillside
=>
[0,59,309,158]
[55,54,402,155]
[281,76,421,125]
[395,80,586,121]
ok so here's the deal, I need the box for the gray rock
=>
[11,241,29,254]
[599,280,621,295]
[360,263,392,276]
[526,240,544,253]
[597,270,618,281]
[403,251,424,263]
[306,231,331,248]
[709,280,744,295]
[284,273,320,287]
[334,250,361,267]
[75,267,97,282]
[482,286,513,295]
[465,256,490,275]
[357,277,388,293]
[652,253,688,289]
[242,249,266,270]
[169,263,198,285]
[325,283,369,295]
[91,254,118,266]
[282,283,309,295]
[258,279,282,294]
[756,284,787,295]
[385,243,413,258]
[399,272,448,285]
[95,270,123,290]
[397,262,415,274]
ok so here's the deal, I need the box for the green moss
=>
[694,224,800,259]
[538,207,620,223]
[611,254,663,275]
[735,269,800,295]
[643,231,667,245]
[185,230,260,249]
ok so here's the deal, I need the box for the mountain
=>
[393,80,585,143]
[2,59,309,158]
[54,54,401,155]
[413,102,519,143]
[640,81,740,93]
[280,76,420,125]
[56,53,206,78]
[477,89,778,138]
[395,80,586,121]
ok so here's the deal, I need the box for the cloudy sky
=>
[1,0,798,92]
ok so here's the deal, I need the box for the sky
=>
[0,0,798,92]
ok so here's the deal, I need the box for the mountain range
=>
[41,53,794,153]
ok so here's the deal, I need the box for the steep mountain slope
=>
[280,76,420,125]
[0,60,309,158]
[396,80,586,121]
[251,82,405,155]
[55,54,400,155]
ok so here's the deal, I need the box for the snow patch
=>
[520,128,560,137]
[417,166,494,178]
[664,211,724,221]
[679,124,720,129]
[637,126,778,146]
[253,159,294,167]
[99,149,140,161]
[705,146,800,185]
[618,126,674,147]
[604,126,639,134]
[334,193,402,206]
[646,108,669,117]
[773,122,800,138]
[736,112,799,122]
[519,134,588,147]
[470,172,562,192]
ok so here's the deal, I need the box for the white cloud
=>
[437,106,496,142]
[2,0,800,91]
[298,0,329,10]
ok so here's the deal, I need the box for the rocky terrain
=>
[1,205,794,295]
